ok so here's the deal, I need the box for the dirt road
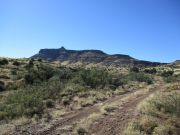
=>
[12,84,162,135]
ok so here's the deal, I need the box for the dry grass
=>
[0,117,28,135]
[73,112,103,134]
[124,91,180,135]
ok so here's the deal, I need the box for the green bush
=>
[74,69,106,88]
[128,72,153,84]
[71,69,117,89]
[130,67,139,73]
[0,111,8,120]
[144,68,157,74]
[0,81,5,91]
[161,70,174,77]
[59,68,73,80]
[45,99,55,108]
[0,80,64,120]
[0,58,8,65]
[0,89,44,119]
[164,75,180,83]
[37,58,42,62]
[25,64,55,84]
[62,97,71,107]
[25,58,34,69]
[12,61,20,66]
[77,127,87,135]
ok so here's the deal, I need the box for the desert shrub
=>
[42,112,52,122]
[144,68,157,74]
[0,89,44,119]
[59,68,73,80]
[11,70,17,76]
[0,59,8,65]
[0,81,5,91]
[60,84,85,106]
[45,99,55,108]
[161,70,174,77]
[109,75,128,88]
[164,76,176,83]
[61,83,84,97]
[12,61,20,66]
[128,72,153,84]
[0,111,8,120]
[25,58,34,69]
[0,75,10,79]
[0,80,64,120]
[38,80,64,100]
[62,97,71,107]
[130,67,139,73]
[71,69,114,89]
[24,74,34,84]
[37,58,42,62]
[82,69,111,88]
[25,64,55,84]
[77,127,87,135]
[153,124,176,135]
[164,75,180,83]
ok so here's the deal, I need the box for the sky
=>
[0,0,180,62]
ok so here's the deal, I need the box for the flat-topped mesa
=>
[32,47,164,66]
[33,47,107,62]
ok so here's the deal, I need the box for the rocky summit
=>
[32,47,164,66]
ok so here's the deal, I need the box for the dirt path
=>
[89,90,153,135]
[89,82,164,135]
[12,84,163,135]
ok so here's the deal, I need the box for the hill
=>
[32,47,164,67]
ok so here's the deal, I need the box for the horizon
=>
[1,0,180,63]
[0,46,177,63]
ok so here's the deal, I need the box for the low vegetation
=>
[0,58,154,122]
[0,58,9,65]
[3,58,175,135]
[124,90,180,135]
[124,63,180,135]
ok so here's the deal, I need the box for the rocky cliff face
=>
[32,47,164,66]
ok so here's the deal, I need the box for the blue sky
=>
[0,0,179,62]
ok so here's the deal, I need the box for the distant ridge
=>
[32,47,165,66]
[173,60,180,65]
